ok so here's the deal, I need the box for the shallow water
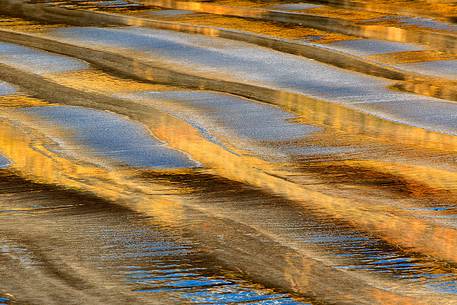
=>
[107,219,309,304]
[48,27,457,135]
[20,106,198,168]
[123,90,321,157]
[398,59,457,80]
[399,17,457,32]
[41,0,143,9]
[169,174,457,294]
[4,97,455,303]
[0,296,10,305]
[0,155,10,168]
[0,82,15,96]
[0,172,310,304]
[0,4,457,304]
[0,41,89,75]
[147,9,196,17]
[324,38,425,56]
[269,3,322,11]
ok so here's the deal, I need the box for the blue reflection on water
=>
[0,42,89,75]
[0,82,15,96]
[0,155,10,168]
[105,225,309,304]
[21,106,198,169]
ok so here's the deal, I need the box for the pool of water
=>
[196,183,457,291]
[124,90,320,152]
[0,41,89,75]
[0,155,10,168]
[399,17,457,32]
[120,90,328,159]
[0,82,15,96]
[111,224,310,304]
[47,27,457,136]
[324,38,424,56]
[0,296,10,305]
[0,171,312,304]
[147,9,196,17]
[20,106,198,168]
[397,59,457,80]
[269,3,322,11]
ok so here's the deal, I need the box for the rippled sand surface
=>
[0,1,456,304]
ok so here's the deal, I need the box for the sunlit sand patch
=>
[0,95,52,108]
[338,0,457,21]
[48,26,377,92]
[354,97,457,136]
[367,50,457,65]
[49,69,175,93]
[0,15,67,33]
[294,6,388,22]
[135,90,319,142]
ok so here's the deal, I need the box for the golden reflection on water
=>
[368,50,457,65]
[132,12,355,43]
[275,90,457,152]
[51,69,175,93]
[1,51,457,269]
[2,100,457,303]
[4,94,457,268]
[0,95,51,107]
[0,1,456,303]
[137,0,456,54]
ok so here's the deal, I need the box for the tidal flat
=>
[0,1,456,304]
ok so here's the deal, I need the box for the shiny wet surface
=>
[0,41,89,75]
[398,16,457,33]
[269,3,322,11]
[397,60,457,80]
[0,82,15,96]
[124,90,321,157]
[21,106,198,168]
[48,26,457,135]
[324,39,425,56]
[0,155,9,168]
[0,2,456,305]
[154,172,457,294]
[0,170,310,305]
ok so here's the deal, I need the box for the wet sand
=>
[0,1,456,304]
